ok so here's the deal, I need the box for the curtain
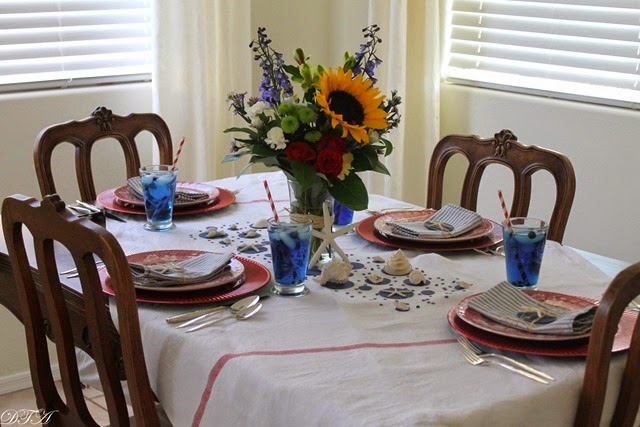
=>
[152,0,251,181]
[152,0,440,205]
[362,0,440,206]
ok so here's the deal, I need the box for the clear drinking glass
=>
[140,165,178,231]
[267,216,313,296]
[502,217,548,288]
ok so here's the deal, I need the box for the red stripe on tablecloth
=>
[191,338,457,426]
[235,198,288,204]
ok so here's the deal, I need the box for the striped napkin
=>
[128,177,209,203]
[130,252,234,288]
[387,204,483,239]
[467,281,597,335]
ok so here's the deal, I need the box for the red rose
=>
[315,148,343,178]
[285,141,316,162]
[317,135,347,153]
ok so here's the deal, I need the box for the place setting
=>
[96,138,236,218]
[98,248,271,305]
[449,191,636,357]
[356,203,503,252]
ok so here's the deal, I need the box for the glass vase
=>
[287,179,333,266]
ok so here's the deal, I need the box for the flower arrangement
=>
[224,25,401,211]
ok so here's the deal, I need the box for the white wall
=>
[440,83,640,263]
[0,83,152,389]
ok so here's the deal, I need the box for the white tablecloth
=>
[85,172,627,426]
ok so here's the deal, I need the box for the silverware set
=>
[458,336,554,384]
[67,200,127,222]
[166,295,262,332]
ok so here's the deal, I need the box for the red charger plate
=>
[97,187,235,216]
[357,213,503,252]
[99,250,270,304]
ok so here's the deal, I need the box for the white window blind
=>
[0,0,151,93]
[444,0,640,108]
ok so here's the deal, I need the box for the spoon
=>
[174,295,260,328]
[186,303,262,333]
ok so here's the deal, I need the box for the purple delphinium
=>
[227,92,246,115]
[352,24,382,84]
[250,27,293,106]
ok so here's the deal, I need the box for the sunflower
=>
[315,67,387,144]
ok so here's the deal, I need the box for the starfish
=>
[308,201,359,267]
[238,242,265,253]
[378,287,413,299]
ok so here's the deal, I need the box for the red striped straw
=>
[171,137,185,171]
[497,189,512,229]
[263,180,279,224]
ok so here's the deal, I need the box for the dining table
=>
[0,170,634,427]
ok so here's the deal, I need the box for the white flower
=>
[367,129,380,143]
[265,127,287,150]
[247,101,271,128]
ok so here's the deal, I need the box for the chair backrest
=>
[34,106,173,202]
[574,262,640,427]
[1,194,160,426]
[426,129,576,243]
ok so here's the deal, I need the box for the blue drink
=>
[267,217,313,296]
[333,201,354,226]
[140,165,178,231]
[502,218,548,288]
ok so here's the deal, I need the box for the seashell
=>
[229,224,238,230]
[456,280,473,289]
[372,255,386,263]
[366,273,384,284]
[394,300,411,311]
[205,227,219,238]
[252,218,268,229]
[222,237,232,245]
[382,249,412,276]
[244,229,258,238]
[314,260,352,285]
[408,269,425,285]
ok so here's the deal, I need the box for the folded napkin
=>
[387,204,483,239]
[128,177,210,203]
[467,281,597,335]
[130,252,234,288]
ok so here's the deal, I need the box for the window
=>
[0,0,151,93]
[443,0,640,108]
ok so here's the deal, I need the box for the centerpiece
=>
[224,25,401,256]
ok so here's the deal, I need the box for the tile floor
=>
[0,381,125,425]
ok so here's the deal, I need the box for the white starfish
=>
[379,287,413,298]
[308,201,359,267]
[238,242,265,252]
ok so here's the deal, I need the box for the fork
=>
[458,340,549,384]
[458,336,554,381]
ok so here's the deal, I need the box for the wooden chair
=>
[2,194,160,426]
[426,129,576,243]
[34,106,173,202]
[574,262,640,426]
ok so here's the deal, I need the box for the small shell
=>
[456,280,473,289]
[205,227,219,238]
[408,269,425,285]
[222,237,232,245]
[382,249,412,276]
[314,260,352,285]
[394,300,411,311]
[244,229,258,238]
[252,218,268,229]
[366,273,384,284]
[372,255,386,263]
[229,224,238,230]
